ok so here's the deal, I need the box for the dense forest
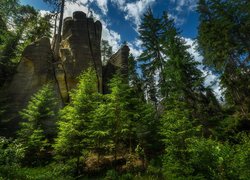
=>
[0,0,250,179]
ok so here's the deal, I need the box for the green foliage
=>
[0,1,52,87]
[90,95,111,161]
[185,137,232,179]
[146,157,163,178]
[54,68,99,173]
[128,54,144,101]
[105,169,119,180]
[0,0,250,178]
[0,164,74,180]
[138,9,220,139]
[0,137,25,166]
[18,84,58,166]
[229,133,250,179]
[104,75,135,158]
[160,100,200,178]
[19,84,58,140]
[161,130,250,179]
[135,103,161,161]
[101,40,113,64]
[197,0,250,122]
[138,8,163,103]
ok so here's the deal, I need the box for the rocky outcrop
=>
[1,11,130,137]
[58,11,103,101]
[103,45,130,93]
[7,37,55,106]
[1,37,58,136]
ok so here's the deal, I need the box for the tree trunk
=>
[76,156,80,175]
[52,11,59,51]
[54,0,65,60]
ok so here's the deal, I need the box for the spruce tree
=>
[104,75,133,160]
[138,8,164,104]
[197,0,250,126]
[128,54,144,101]
[139,9,220,135]
[54,68,100,173]
[101,40,113,65]
[18,84,58,165]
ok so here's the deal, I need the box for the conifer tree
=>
[104,75,133,160]
[138,8,164,104]
[101,40,113,65]
[135,102,161,164]
[197,0,250,125]
[128,54,144,101]
[0,2,52,87]
[139,9,220,134]
[54,68,100,173]
[160,100,200,177]
[18,84,58,165]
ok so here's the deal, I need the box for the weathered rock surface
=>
[58,11,103,100]
[8,37,54,102]
[1,11,130,137]
[103,45,130,93]
[1,37,59,136]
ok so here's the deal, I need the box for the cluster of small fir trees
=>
[53,68,159,174]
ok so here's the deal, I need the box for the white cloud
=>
[135,39,142,47]
[64,1,90,18]
[96,0,108,15]
[111,0,126,7]
[64,0,108,16]
[124,0,155,27]
[171,0,198,12]
[111,0,156,29]
[39,10,51,17]
[63,1,122,53]
[102,28,121,52]
[184,37,222,98]
[168,13,185,26]
[127,41,143,58]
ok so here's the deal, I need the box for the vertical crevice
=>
[86,19,101,93]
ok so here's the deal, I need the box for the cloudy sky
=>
[21,0,199,55]
[20,0,221,97]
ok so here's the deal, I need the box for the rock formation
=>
[1,37,59,136]
[103,45,130,93]
[7,37,55,103]
[0,11,130,136]
[58,11,103,101]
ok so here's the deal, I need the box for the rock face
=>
[1,11,130,136]
[8,37,54,102]
[57,11,103,102]
[1,37,57,136]
[103,45,130,93]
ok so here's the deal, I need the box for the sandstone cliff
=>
[0,11,130,137]
[0,37,59,136]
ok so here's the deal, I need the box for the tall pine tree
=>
[197,0,250,129]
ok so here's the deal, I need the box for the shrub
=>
[105,169,119,180]
[0,137,25,166]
